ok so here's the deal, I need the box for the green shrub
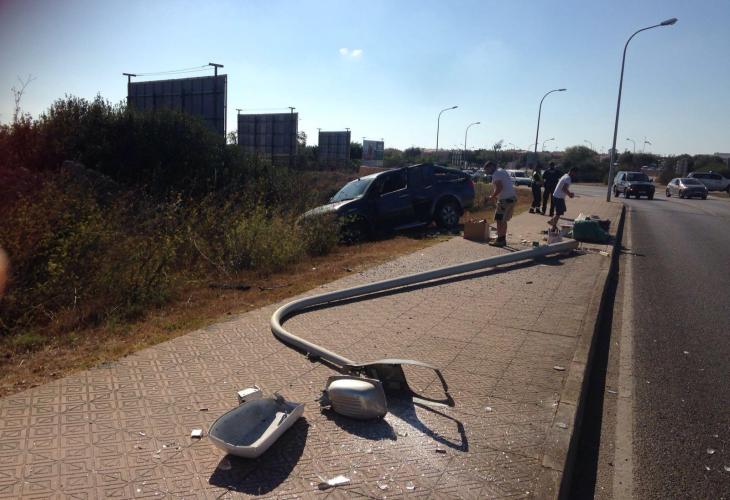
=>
[221,207,304,275]
[299,214,341,256]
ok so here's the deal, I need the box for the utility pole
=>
[288,107,296,168]
[208,62,224,77]
[122,73,136,106]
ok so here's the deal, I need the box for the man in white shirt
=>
[484,161,516,247]
[548,167,577,229]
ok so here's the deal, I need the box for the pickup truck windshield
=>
[627,173,650,182]
[330,176,376,202]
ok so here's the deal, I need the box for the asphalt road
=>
[573,183,730,498]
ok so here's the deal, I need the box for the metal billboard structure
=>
[237,113,298,160]
[362,140,384,167]
[318,131,351,168]
[127,74,227,136]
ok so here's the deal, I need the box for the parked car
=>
[665,178,708,199]
[686,171,730,193]
[302,163,475,240]
[613,171,655,199]
[507,169,532,187]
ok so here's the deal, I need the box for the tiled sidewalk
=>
[0,191,621,499]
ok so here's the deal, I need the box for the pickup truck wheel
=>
[435,200,460,229]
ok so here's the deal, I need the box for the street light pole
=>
[436,105,458,150]
[542,137,555,152]
[643,137,652,153]
[534,88,566,158]
[464,121,481,167]
[626,137,636,153]
[584,140,594,151]
[606,17,677,201]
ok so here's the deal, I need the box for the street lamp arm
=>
[436,105,458,150]
[534,88,566,155]
[606,18,677,201]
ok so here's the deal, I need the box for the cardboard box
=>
[463,220,490,242]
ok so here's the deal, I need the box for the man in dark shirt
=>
[541,162,562,216]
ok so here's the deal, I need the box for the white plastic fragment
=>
[485,406,493,412]
[707,448,716,455]
[190,428,203,438]
[237,385,263,405]
[724,465,730,472]
[553,366,566,371]
[607,389,618,394]
[556,422,568,429]
[405,480,416,491]
[320,475,350,488]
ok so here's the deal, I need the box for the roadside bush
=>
[299,214,341,256]
[0,93,350,345]
[222,207,304,275]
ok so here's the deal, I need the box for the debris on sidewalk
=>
[553,365,566,371]
[707,448,716,455]
[237,385,263,404]
[556,422,568,429]
[191,428,203,438]
[209,390,305,458]
[405,480,416,491]
[317,475,350,489]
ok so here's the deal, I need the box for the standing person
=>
[484,161,516,247]
[542,162,561,216]
[548,167,577,229]
[529,164,543,214]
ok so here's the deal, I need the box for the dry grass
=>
[0,233,449,396]
[0,187,533,396]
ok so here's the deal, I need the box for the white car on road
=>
[686,171,730,193]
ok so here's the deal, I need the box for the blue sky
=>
[1,0,728,155]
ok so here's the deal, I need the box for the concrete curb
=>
[534,204,627,499]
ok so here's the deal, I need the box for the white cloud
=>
[339,47,363,58]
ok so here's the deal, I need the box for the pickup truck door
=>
[407,165,433,223]
[374,170,415,228]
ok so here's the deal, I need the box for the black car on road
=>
[303,163,475,240]
[613,171,655,199]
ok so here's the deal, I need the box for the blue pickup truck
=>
[303,163,475,240]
